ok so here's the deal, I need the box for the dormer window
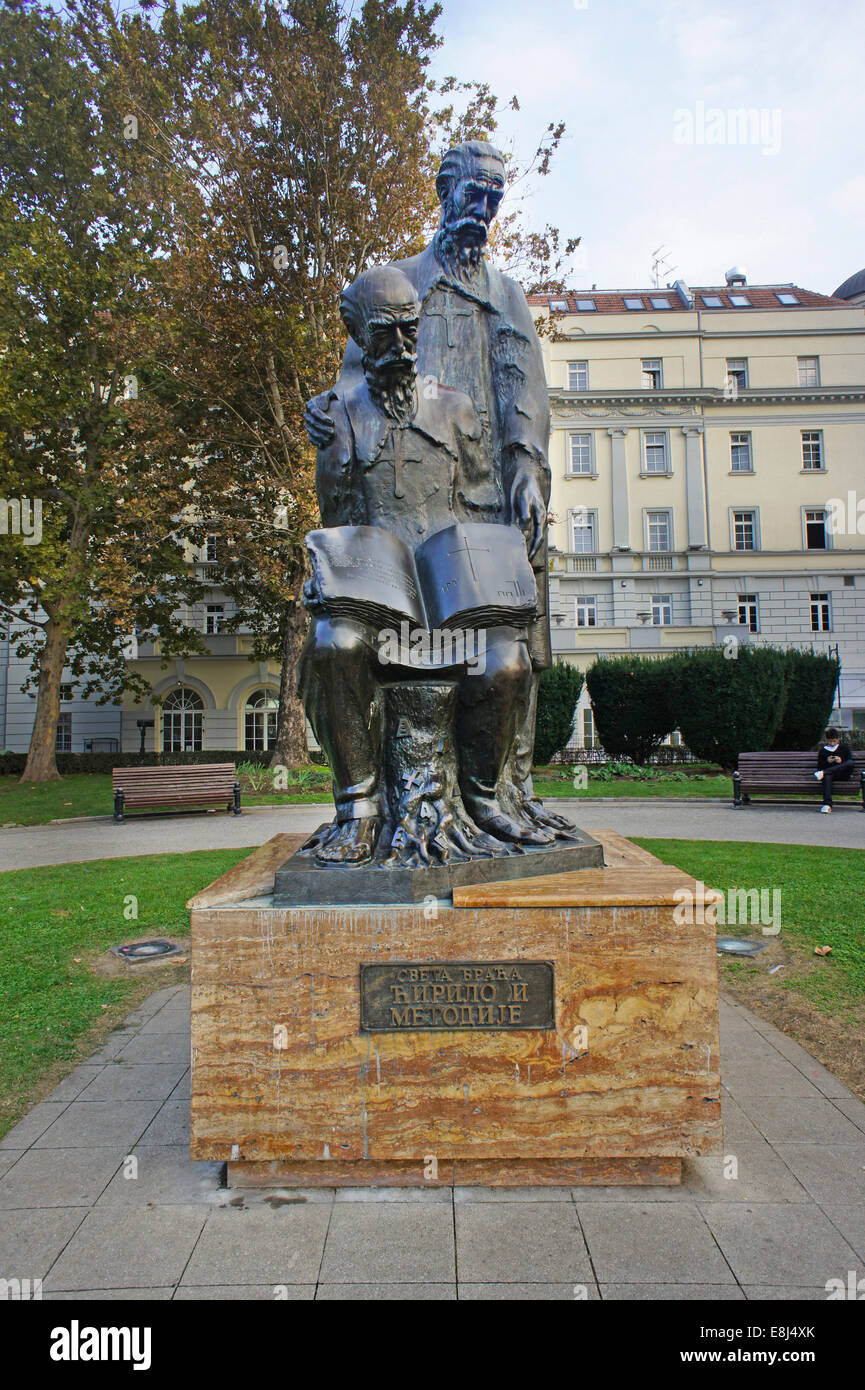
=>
[575,299,596,311]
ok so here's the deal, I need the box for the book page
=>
[415,522,537,630]
[306,526,425,627]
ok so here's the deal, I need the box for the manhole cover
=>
[716,937,768,957]
[110,938,183,963]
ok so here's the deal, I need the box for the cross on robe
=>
[376,425,423,499]
[448,531,490,583]
[426,288,474,349]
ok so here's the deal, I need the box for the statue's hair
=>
[339,264,419,345]
[436,140,505,203]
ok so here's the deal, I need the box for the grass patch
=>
[535,774,731,799]
[0,849,247,1136]
[636,838,865,1013]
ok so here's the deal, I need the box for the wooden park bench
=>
[733,751,865,808]
[112,763,241,822]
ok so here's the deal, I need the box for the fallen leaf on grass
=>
[814,945,833,956]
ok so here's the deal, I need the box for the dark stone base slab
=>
[272,826,604,906]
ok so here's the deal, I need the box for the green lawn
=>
[0,768,734,826]
[0,849,247,1136]
[637,838,865,1016]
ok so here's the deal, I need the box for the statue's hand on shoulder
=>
[302,575,326,614]
[304,390,338,447]
[510,462,547,560]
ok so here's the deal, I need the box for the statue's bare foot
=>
[523,795,580,839]
[315,817,380,866]
[467,806,555,847]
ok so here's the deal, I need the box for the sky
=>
[427,0,865,296]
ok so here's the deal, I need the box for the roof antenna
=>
[650,246,677,288]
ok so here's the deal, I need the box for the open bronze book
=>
[306,521,537,632]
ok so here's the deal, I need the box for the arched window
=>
[244,689,278,751]
[162,686,204,752]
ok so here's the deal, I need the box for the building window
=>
[643,431,669,474]
[162,686,204,752]
[701,295,723,308]
[810,592,831,632]
[244,688,279,751]
[568,361,589,390]
[576,596,597,628]
[548,298,569,313]
[726,358,748,391]
[582,706,596,749]
[205,604,224,634]
[777,292,799,305]
[797,356,820,387]
[570,509,597,553]
[646,510,672,551]
[730,432,753,472]
[204,534,218,563]
[729,295,751,307]
[738,594,759,632]
[567,433,594,475]
[575,299,595,312]
[623,296,644,310]
[801,430,823,470]
[641,358,663,390]
[732,510,757,551]
[55,711,72,752]
[805,508,829,550]
[651,594,673,626]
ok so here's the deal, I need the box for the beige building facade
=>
[530,273,865,748]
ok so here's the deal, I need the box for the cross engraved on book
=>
[448,531,490,582]
[426,288,474,348]
[376,425,423,499]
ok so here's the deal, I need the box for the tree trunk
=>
[270,588,310,767]
[21,615,68,782]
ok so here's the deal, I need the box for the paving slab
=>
[459,1282,599,1300]
[44,1205,207,1291]
[735,1096,865,1146]
[175,1284,316,1300]
[455,1202,593,1284]
[0,1206,87,1280]
[181,1205,331,1286]
[320,1203,455,1284]
[599,1284,746,1301]
[698,1202,861,1287]
[316,1282,456,1300]
[0,1147,124,1209]
[682,1146,810,1204]
[575,1203,737,1285]
[33,1100,161,1150]
[77,1062,187,1103]
[773,1143,865,1205]
[96,1146,223,1207]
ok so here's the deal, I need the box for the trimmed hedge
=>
[534,664,584,766]
[673,646,788,770]
[771,649,841,750]
[586,656,678,764]
[0,749,275,777]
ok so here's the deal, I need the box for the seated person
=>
[814,727,855,812]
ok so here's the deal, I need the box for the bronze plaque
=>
[360,961,555,1032]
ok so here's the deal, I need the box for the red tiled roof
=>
[527,285,850,312]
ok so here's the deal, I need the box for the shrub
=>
[674,647,787,770]
[585,656,678,764]
[771,649,841,750]
[534,663,584,766]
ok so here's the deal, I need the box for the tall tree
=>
[81,0,577,764]
[0,0,205,780]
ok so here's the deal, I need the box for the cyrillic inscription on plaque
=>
[360,961,555,1032]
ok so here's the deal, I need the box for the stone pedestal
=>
[189,831,722,1186]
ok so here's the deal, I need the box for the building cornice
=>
[550,386,865,417]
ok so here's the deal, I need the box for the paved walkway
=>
[1,797,863,870]
[1,984,863,1299]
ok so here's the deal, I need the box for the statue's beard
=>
[435,214,487,283]
[364,354,417,422]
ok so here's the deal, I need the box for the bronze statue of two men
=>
[301,139,574,869]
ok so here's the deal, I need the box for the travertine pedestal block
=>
[190,831,722,1186]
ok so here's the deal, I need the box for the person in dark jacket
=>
[814,728,854,812]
